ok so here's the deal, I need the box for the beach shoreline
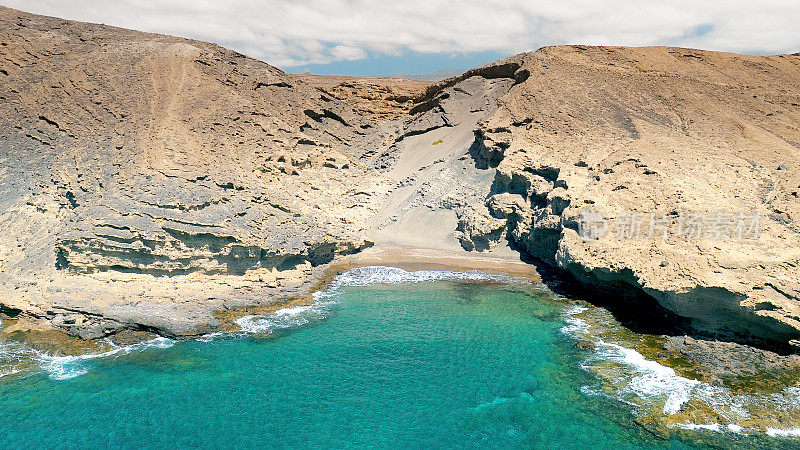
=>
[0,244,540,354]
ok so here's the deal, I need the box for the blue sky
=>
[2,1,799,76]
[292,50,507,77]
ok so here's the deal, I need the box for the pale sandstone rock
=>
[0,6,384,337]
[458,46,800,346]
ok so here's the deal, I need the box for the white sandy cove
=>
[236,266,527,333]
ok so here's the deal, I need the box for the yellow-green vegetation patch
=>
[632,334,711,383]
[4,328,113,356]
[721,365,800,395]
[659,399,727,428]
[432,138,443,145]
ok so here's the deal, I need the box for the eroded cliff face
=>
[0,7,396,338]
[457,46,800,347]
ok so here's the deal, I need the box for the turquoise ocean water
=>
[0,267,791,448]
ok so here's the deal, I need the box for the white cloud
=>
[2,0,798,68]
[330,45,367,61]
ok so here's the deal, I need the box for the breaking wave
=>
[235,303,333,334]
[34,337,175,381]
[594,341,699,414]
[328,266,518,288]
[0,335,175,381]
[559,305,588,335]
[235,266,523,334]
[561,305,800,437]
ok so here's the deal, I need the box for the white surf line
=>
[673,423,722,432]
[236,265,531,334]
[766,427,800,437]
[670,422,743,434]
[560,305,588,335]
[32,337,175,381]
[235,302,333,334]
[560,304,800,437]
[560,304,703,415]
[330,265,522,288]
[595,341,700,415]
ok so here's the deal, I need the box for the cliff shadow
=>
[506,239,800,355]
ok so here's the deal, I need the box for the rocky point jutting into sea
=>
[1,4,799,364]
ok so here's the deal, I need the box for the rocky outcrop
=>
[456,46,800,348]
[296,74,431,125]
[0,6,385,338]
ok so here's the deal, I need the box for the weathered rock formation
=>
[0,6,388,338]
[454,46,800,347]
[296,74,431,125]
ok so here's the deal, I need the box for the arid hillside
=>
[0,6,393,338]
[458,46,800,346]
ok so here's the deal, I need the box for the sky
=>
[2,1,799,76]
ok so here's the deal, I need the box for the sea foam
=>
[559,305,588,335]
[766,427,800,437]
[235,303,331,334]
[236,266,523,335]
[562,306,702,415]
[595,341,699,414]
[561,302,800,437]
[33,337,175,381]
[329,266,517,287]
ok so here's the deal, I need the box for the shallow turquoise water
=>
[0,269,727,448]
